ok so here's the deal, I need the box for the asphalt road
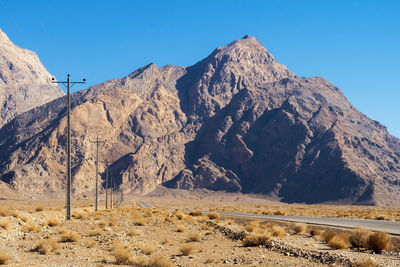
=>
[217,211,400,235]
[135,201,400,235]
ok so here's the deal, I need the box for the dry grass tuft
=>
[87,227,104,237]
[176,225,186,233]
[271,225,286,238]
[367,231,391,253]
[0,249,11,265]
[35,206,44,212]
[109,218,116,226]
[243,232,272,246]
[352,258,379,267]
[0,208,8,217]
[188,233,201,242]
[189,211,203,217]
[321,232,337,243]
[83,238,96,248]
[179,244,194,256]
[112,244,132,265]
[309,228,321,237]
[33,239,60,254]
[22,224,41,233]
[11,212,20,219]
[141,245,156,255]
[134,219,147,226]
[328,234,350,249]
[350,227,371,248]
[127,229,140,237]
[147,255,175,267]
[293,224,306,234]
[207,212,220,220]
[47,218,59,227]
[273,210,287,215]
[0,220,9,230]
[245,220,259,232]
[60,231,81,242]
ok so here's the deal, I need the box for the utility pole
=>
[110,172,113,209]
[105,162,108,209]
[52,74,85,220]
[89,138,105,212]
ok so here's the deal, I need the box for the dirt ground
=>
[0,191,399,266]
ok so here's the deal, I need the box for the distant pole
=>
[105,163,108,209]
[89,138,105,212]
[110,174,113,209]
[52,74,86,220]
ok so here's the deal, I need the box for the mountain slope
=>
[0,36,399,204]
[0,29,64,127]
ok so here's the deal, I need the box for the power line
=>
[52,74,86,220]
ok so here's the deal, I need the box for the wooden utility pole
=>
[52,74,85,220]
[89,138,105,212]
[105,163,109,209]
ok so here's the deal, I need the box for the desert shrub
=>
[127,229,140,237]
[47,218,59,227]
[148,255,175,267]
[35,206,44,212]
[321,232,337,243]
[188,233,201,242]
[293,224,306,234]
[189,211,203,216]
[328,235,350,249]
[245,220,259,232]
[0,208,8,217]
[350,227,371,248]
[176,225,186,233]
[273,210,287,215]
[33,239,60,254]
[112,244,132,265]
[207,212,220,220]
[309,228,321,237]
[375,214,389,220]
[223,219,234,226]
[22,224,41,233]
[367,231,391,253]
[134,219,147,226]
[0,221,9,230]
[88,227,104,237]
[180,244,194,256]
[271,225,286,237]
[72,213,87,220]
[0,249,11,265]
[141,245,156,255]
[21,217,28,223]
[11,212,19,219]
[243,232,272,246]
[61,231,81,242]
[353,258,379,267]
[175,213,184,220]
[83,238,96,248]
[109,218,116,226]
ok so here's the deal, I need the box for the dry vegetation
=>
[0,249,12,265]
[0,198,398,266]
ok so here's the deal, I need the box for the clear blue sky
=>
[1,0,399,137]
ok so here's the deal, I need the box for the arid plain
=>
[0,189,400,267]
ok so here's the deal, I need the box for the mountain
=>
[0,36,399,204]
[0,29,64,127]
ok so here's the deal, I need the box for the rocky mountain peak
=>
[0,29,64,127]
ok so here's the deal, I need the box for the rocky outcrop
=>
[0,35,399,204]
[0,29,64,127]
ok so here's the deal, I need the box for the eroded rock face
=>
[0,29,64,127]
[0,36,399,204]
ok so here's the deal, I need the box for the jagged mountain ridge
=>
[0,36,399,204]
[0,29,64,127]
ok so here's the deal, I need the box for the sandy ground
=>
[0,190,399,267]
